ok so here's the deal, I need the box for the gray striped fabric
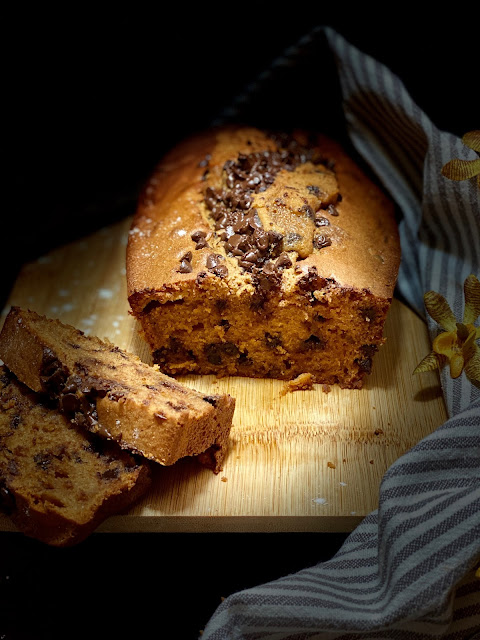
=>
[201,28,480,640]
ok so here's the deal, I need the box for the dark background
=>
[1,10,479,640]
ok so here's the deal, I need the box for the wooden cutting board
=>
[0,217,447,533]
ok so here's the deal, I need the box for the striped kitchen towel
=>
[201,27,480,640]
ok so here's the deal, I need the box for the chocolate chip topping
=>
[206,253,228,278]
[314,215,330,227]
[297,266,327,292]
[326,204,339,216]
[313,235,332,250]
[203,142,319,273]
[191,230,209,250]
[203,133,340,276]
[178,251,193,274]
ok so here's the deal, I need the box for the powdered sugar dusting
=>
[98,288,113,300]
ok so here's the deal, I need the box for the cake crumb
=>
[327,461,336,469]
[280,372,314,396]
[322,384,331,393]
[221,476,228,482]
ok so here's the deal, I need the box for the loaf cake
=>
[127,126,400,388]
[0,307,235,472]
[0,365,151,546]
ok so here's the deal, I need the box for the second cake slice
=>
[0,307,235,472]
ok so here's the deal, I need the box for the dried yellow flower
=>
[441,131,480,188]
[414,275,480,388]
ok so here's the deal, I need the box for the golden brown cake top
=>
[127,126,400,309]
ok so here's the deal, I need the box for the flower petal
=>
[464,344,480,388]
[462,130,480,153]
[441,158,480,181]
[424,291,457,331]
[450,353,465,378]
[413,351,441,374]
[463,274,480,324]
[456,322,470,342]
[462,329,479,362]
[433,331,457,357]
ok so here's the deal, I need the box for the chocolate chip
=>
[203,396,218,407]
[265,332,282,348]
[361,307,377,322]
[274,252,292,270]
[100,468,120,480]
[196,271,208,285]
[356,358,373,374]
[300,204,314,218]
[307,185,320,195]
[219,319,230,331]
[327,204,339,216]
[204,342,238,365]
[314,215,330,227]
[238,352,253,366]
[7,460,18,476]
[303,335,326,350]
[253,230,270,251]
[313,235,332,250]
[178,260,193,274]
[205,344,222,365]
[297,266,326,292]
[206,253,221,269]
[195,237,208,249]
[167,401,188,412]
[206,253,228,278]
[360,344,378,357]
[178,251,193,273]
[34,452,52,471]
[61,393,79,413]
[215,299,228,312]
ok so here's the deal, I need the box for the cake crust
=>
[127,126,401,387]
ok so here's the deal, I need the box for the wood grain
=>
[0,217,447,533]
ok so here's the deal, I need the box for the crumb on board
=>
[327,461,336,469]
[322,384,331,393]
[221,476,227,483]
[280,372,314,396]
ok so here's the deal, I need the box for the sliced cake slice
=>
[0,307,235,472]
[0,366,151,546]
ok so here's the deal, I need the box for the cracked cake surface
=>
[127,126,401,388]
